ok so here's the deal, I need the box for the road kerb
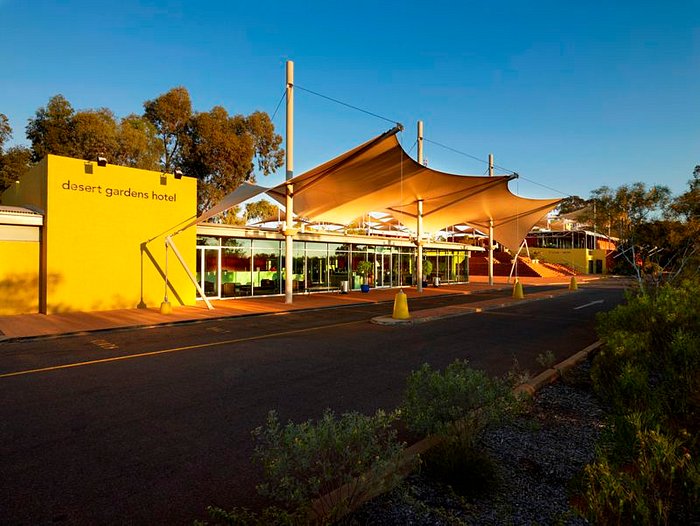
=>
[514,340,603,398]
[371,291,563,326]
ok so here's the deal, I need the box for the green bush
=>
[252,409,405,523]
[421,440,499,497]
[592,281,700,434]
[582,281,700,523]
[582,415,699,525]
[536,350,556,369]
[421,259,433,278]
[401,360,518,494]
[355,260,373,280]
[504,356,531,388]
[402,360,517,441]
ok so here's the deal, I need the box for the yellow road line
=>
[0,320,363,379]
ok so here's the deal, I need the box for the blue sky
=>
[1,0,698,199]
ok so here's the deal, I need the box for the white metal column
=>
[284,60,295,304]
[416,121,424,292]
[488,153,494,286]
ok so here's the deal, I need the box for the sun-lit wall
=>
[2,155,197,314]
[0,162,45,315]
[0,228,41,315]
[529,247,609,274]
[530,248,586,273]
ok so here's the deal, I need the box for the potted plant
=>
[356,260,373,293]
[421,259,433,288]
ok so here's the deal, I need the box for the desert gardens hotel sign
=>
[60,179,179,202]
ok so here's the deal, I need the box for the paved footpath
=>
[0,276,600,341]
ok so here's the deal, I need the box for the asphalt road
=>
[0,283,625,525]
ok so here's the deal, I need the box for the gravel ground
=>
[347,361,605,525]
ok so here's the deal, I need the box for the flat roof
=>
[0,205,44,226]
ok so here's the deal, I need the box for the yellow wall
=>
[3,155,198,314]
[0,161,47,315]
[530,247,609,274]
[0,238,40,315]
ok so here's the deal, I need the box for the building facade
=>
[1,155,197,314]
[0,155,475,315]
[526,230,616,274]
[195,224,471,299]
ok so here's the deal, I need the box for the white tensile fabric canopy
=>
[196,128,561,252]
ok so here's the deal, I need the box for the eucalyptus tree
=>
[114,115,162,170]
[26,94,75,161]
[0,114,11,147]
[585,183,671,240]
[0,113,32,193]
[664,165,700,280]
[26,95,162,170]
[245,199,280,223]
[69,108,119,161]
[672,165,700,223]
[143,86,192,172]
[583,183,671,283]
[556,195,588,215]
[179,104,283,213]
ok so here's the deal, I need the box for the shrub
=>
[402,360,516,441]
[402,360,518,495]
[592,281,700,433]
[582,281,700,523]
[581,415,700,525]
[421,259,433,278]
[421,441,499,497]
[355,260,373,281]
[252,409,405,523]
[536,350,556,369]
[504,356,531,388]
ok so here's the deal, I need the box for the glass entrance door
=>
[374,251,391,287]
[307,253,329,291]
[197,247,220,298]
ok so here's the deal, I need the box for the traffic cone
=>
[569,276,578,291]
[392,289,411,320]
[512,279,524,300]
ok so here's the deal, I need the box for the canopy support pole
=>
[416,121,424,292]
[508,239,527,284]
[417,120,424,166]
[165,235,213,310]
[488,218,494,285]
[488,153,494,286]
[417,199,424,292]
[284,60,295,304]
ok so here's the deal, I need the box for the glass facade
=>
[526,231,599,250]
[252,240,281,296]
[196,236,470,299]
[422,249,469,284]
